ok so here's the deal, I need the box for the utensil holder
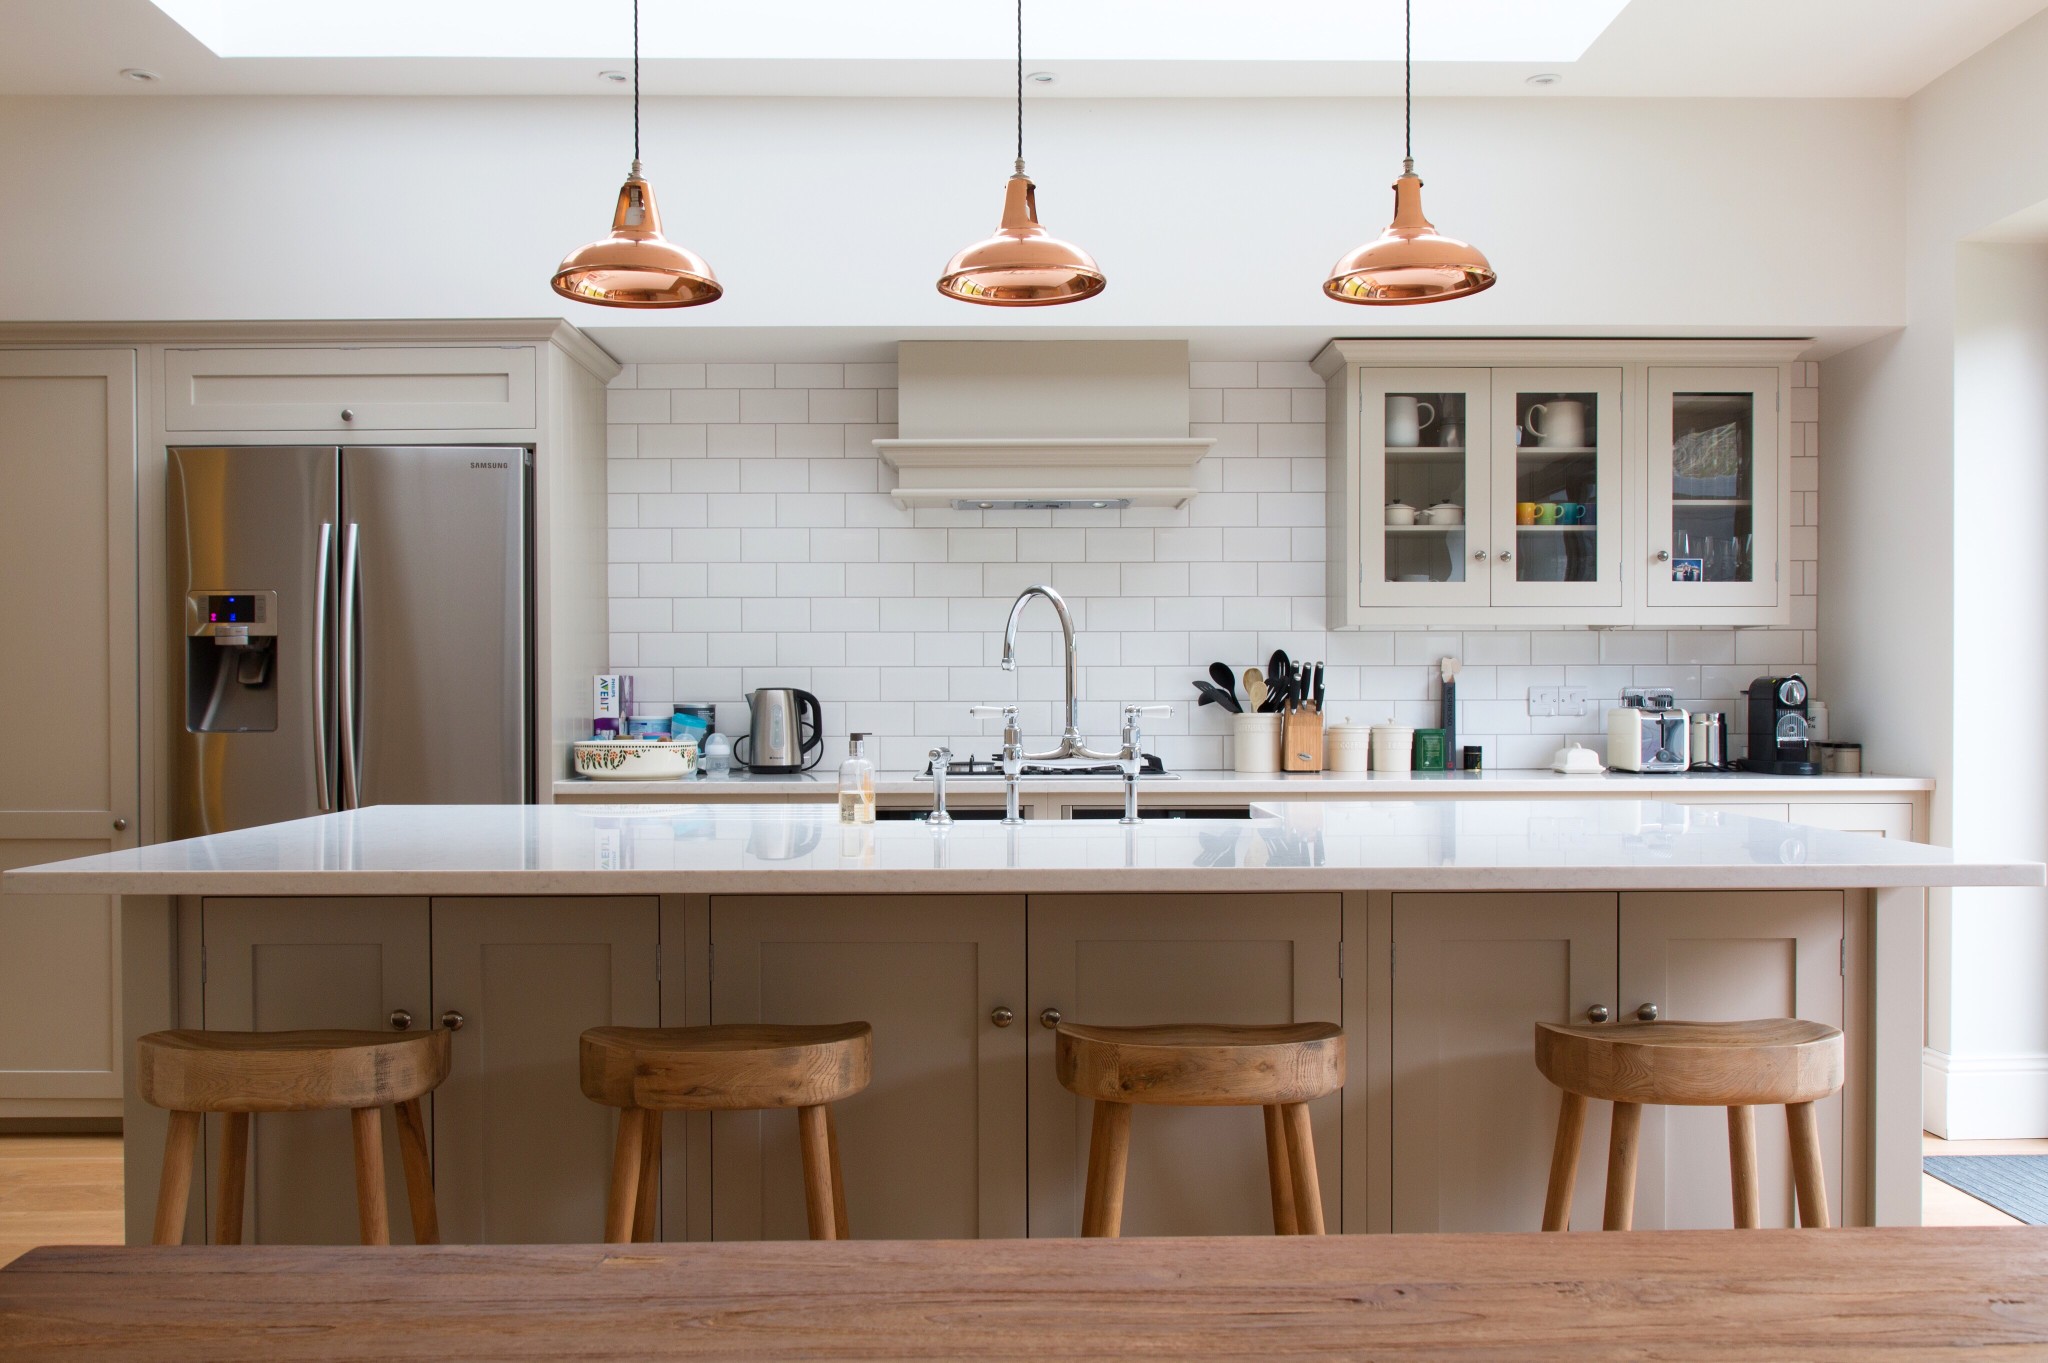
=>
[1281,710,1325,772]
[1233,713,1283,774]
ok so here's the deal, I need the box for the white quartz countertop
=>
[552,769,1933,800]
[5,800,2030,898]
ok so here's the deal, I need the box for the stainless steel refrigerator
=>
[169,445,532,837]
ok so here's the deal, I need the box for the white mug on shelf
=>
[1386,395,1436,448]
[1525,399,1587,449]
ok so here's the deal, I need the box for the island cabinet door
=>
[429,897,659,1244]
[709,895,1027,1241]
[200,897,431,1244]
[1390,893,1618,1234]
[1619,892,1845,1230]
[1026,894,1342,1237]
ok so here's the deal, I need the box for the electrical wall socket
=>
[1559,687,1591,717]
[1528,686,1560,717]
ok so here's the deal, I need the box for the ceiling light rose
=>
[551,0,720,309]
[938,0,1103,306]
[1324,0,1495,306]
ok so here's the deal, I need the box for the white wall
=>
[0,94,1902,332]
[604,357,1822,772]
[1821,7,2048,1136]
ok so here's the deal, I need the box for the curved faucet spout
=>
[1001,585,1097,759]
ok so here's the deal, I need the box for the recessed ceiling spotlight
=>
[1027,70,1056,85]
[598,69,628,83]
[1526,72,1562,86]
[119,68,161,82]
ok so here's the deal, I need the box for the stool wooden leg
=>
[604,1108,647,1244]
[1543,1091,1586,1232]
[798,1105,838,1241]
[215,1112,250,1245]
[394,1098,439,1245]
[1602,1101,1642,1232]
[1262,1105,1298,1235]
[1081,1100,1133,1238]
[350,1107,390,1245]
[152,1110,200,1246]
[633,1109,662,1243]
[825,1106,850,1240]
[1727,1105,1760,1229]
[1281,1102,1325,1235]
[1787,1101,1830,1229]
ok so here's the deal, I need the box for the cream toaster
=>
[1607,690,1691,772]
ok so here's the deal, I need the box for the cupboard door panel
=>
[1644,366,1784,616]
[430,897,658,1244]
[1488,368,1625,609]
[1620,892,1844,1229]
[710,895,1026,1242]
[163,346,536,431]
[201,897,430,1244]
[1355,369,1493,610]
[1027,894,1342,1237]
[1391,893,1618,1233]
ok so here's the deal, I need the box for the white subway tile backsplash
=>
[603,360,1826,767]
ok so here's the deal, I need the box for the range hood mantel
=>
[874,341,1213,509]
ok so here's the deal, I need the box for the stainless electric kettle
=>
[736,688,824,773]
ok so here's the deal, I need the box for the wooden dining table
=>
[4,1227,2047,1360]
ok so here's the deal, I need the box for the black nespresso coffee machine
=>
[1739,675,1821,775]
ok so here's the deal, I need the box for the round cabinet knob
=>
[1039,1007,1062,1030]
[1586,1004,1610,1023]
[990,1007,1015,1028]
[389,1009,413,1031]
[1473,549,1488,561]
[1636,1003,1660,1022]
[340,408,355,422]
[1498,550,1512,562]
[112,818,128,831]
[439,1010,466,1031]
[1657,549,1672,562]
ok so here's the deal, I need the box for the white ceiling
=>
[1,0,2042,98]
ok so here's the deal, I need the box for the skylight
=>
[150,0,1630,64]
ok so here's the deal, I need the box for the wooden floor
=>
[0,1131,2039,1264]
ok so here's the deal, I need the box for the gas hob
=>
[918,753,1174,780]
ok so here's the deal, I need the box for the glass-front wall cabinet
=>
[1645,367,1779,611]
[1353,367,1622,612]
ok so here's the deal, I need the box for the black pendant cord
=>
[633,0,641,166]
[1015,0,1025,167]
[1404,0,1412,164]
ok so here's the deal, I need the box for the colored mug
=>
[1515,502,1538,525]
[1556,502,1585,525]
[1536,502,1560,525]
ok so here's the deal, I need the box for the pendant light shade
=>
[938,0,1103,307]
[1323,159,1494,305]
[551,0,720,310]
[937,165,1106,306]
[552,163,722,308]
[1325,0,1495,306]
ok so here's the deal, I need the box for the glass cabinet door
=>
[1488,368,1623,609]
[1645,367,1780,611]
[1356,369,1491,609]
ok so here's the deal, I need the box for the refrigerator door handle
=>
[313,521,333,811]
[338,522,361,809]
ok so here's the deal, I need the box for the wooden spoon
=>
[1243,670,1270,713]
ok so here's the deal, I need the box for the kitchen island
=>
[5,800,2035,1249]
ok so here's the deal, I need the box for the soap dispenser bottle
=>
[838,733,876,824]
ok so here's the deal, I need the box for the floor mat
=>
[1923,1155,2048,1225]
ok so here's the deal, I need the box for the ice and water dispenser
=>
[183,589,279,732]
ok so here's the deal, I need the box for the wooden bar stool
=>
[1055,1021,1345,1237]
[580,1022,872,1243]
[1535,1017,1844,1232]
[137,1028,451,1246]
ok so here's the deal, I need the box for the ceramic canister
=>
[1326,723,1372,773]
[1233,712,1284,774]
[1369,725,1416,774]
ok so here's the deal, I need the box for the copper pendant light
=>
[552,0,721,309]
[937,0,1104,306]
[1324,0,1495,306]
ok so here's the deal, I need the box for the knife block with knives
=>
[1275,654,1326,772]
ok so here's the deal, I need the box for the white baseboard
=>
[1924,1047,2048,1138]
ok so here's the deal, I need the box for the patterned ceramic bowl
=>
[573,739,698,781]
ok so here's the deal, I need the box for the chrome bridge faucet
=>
[999,585,1119,762]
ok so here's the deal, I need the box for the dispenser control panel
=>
[185,590,278,638]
